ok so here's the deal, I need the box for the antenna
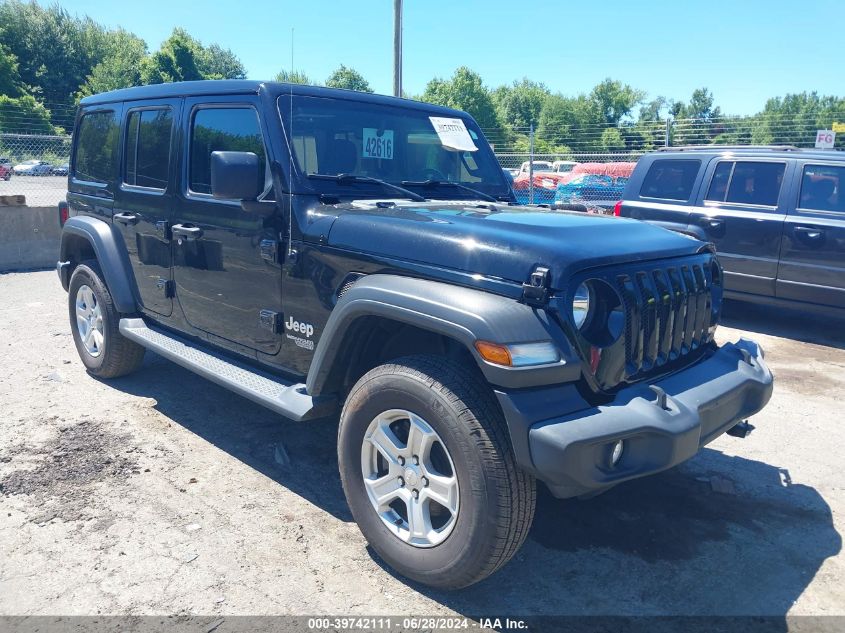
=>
[287,27,294,258]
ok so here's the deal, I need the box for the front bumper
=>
[497,338,773,498]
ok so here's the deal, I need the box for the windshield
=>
[279,95,509,198]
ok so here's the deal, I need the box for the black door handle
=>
[171,224,204,240]
[704,218,725,231]
[794,226,824,240]
[113,212,138,225]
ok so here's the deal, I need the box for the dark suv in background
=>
[617,146,845,313]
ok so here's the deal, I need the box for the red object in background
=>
[613,200,623,216]
[571,162,637,179]
[511,172,568,192]
[0,163,11,180]
[512,162,638,192]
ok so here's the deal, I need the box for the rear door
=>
[621,157,703,231]
[113,100,180,317]
[172,96,284,355]
[689,158,790,297]
[777,162,845,308]
[68,106,122,223]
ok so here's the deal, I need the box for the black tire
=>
[338,355,536,589]
[68,260,145,378]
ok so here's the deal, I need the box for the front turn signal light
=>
[475,340,560,367]
[475,341,512,366]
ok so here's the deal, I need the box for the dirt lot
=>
[0,270,843,618]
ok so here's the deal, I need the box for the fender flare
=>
[305,274,579,396]
[59,216,138,314]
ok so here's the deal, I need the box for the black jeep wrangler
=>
[57,81,773,589]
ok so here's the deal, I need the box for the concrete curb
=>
[0,205,61,272]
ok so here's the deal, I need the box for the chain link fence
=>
[0,132,72,206]
[2,109,844,208]
[496,152,642,208]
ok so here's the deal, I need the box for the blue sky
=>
[59,0,843,115]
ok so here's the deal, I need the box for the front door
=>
[113,100,180,317]
[777,161,845,308]
[689,159,790,297]
[172,98,284,355]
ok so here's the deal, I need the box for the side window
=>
[638,159,700,201]
[74,110,120,183]
[125,108,173,189]
[189,107,266,195]
[799,165,844,213]
[705,161,733,201]
[724,162,785,206]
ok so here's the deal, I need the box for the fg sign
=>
[815,130,836,149]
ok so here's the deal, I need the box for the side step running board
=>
[119,318,336,421]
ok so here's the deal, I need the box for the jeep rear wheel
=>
[68,261,145,378]
[338,355,536,589]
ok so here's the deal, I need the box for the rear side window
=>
[639,159,700,201]
[706,162,732,201]
[74,110,120,183]
[189,107,266,195]
[705,161,785,207]
[799,164,844,213]
[125,108,173,189]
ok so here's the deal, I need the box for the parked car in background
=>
[513,161,636,206]
[0,157,12,180]
[13,159,53,176]
[555,173,627,206]
[511,171,562,204]
[518,160,553,174]
[552,160,577,173]
[51,163,70,176]
[616,145,845,314]
[571,161,637,179]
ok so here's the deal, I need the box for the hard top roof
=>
[78,80,468,117]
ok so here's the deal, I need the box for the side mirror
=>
[210,151,262,200]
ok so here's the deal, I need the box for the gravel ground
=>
[0,270,843,618]
[0,175,66,207]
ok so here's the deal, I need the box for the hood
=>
[323,201,704,290]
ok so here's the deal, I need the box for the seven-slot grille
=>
[614,256,720,378]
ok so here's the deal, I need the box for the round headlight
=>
[572,282,592,329]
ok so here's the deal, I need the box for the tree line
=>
[0,1,374,134]
[1,0,843,152]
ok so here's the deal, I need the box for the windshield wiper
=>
[308,173,426,202]
[400,179,498,203]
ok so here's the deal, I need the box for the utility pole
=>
[393,0,403,97]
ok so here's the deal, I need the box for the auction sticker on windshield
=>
[429,117,478,152]
[363,128,394,159]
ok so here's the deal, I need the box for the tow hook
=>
[726,420,754,438]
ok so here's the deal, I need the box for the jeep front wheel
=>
[338,355,536,589]
[68,261,145,378]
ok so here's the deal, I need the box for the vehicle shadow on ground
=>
[376,452,841,620]
[106,353,841,619]
[103,353,353,522]
[721,299,845,350]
